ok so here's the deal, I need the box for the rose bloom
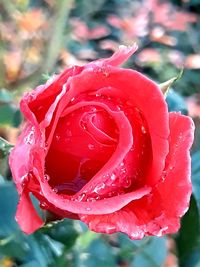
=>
[9,45,194,239]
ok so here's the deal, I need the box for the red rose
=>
[9,45,194,239]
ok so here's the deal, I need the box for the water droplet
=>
[86,207,91,211]
[94,183,106,194]
[21,174,28,182]
[161,170,167,181]
[71,97,75,102]
[77,193,86,201]
[169,166,173,170]
[44,174,50,181]
[111,174,116,181]
[80,121,87,130]
[88,144,95,150]
[86,197,96,202]
[123,177,132,188]
[52,188,58,193]
[95,93,101,97]
[21,174,29,188]
[179,133,183,140]
[141,126,147,134]
[105,225,116,233]
[40,202,48,209]
[55,135,60,141]
[25,128,34,144]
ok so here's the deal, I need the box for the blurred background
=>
[0,0,200,266]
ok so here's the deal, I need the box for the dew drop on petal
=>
[52,187,58,193]
[77,193,86,201]
[111,173,116,181]
[44,174,50,181]
[25,128,34,145]
[95,93,101,97]
[80,121,87,130]
[88,144,95,150]
[86,197,96,202]
[94,183,106,194]
[123,176,132,188]
[40,202,48,209]
[161,170,167,181]
[141,126,147,134]
[21,174,29,188]
[21,174,28,182]
[106,225,117,233]
[55,135,60,141]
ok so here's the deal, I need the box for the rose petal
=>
[89,44,138,67]
[21,66,83,124]
[66,67,169,185]
[16,193,44,234]
[38,177,151,215]
[56,100,133,196]
[9,123,42,193]
[79,112,194,238]
[157,112,194,222]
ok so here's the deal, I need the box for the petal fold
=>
[80,112,194,238]
[16,193,44,234]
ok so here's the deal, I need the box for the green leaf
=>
[76,230,99,250]
[41,73,52,83]
[0,137,14,158]
[0,104,17,126]
[132,237,167,267]
[73,237,116,267]
[0,182,28,259]
[0,89,13,103]
[118,235,167,267]
[175,151,200,267]
[0,182,63,266]
[41,219,79,249]
[0,89,22,127]
[192,151,200,211]
[0,182,19,235]
[159,68,183,97]
[176,195,200,267]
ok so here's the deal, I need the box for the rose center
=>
[45,106,119,195]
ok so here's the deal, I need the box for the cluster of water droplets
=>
[24,127,35,145]
[75,159,136,202]
[44,90,151,205]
